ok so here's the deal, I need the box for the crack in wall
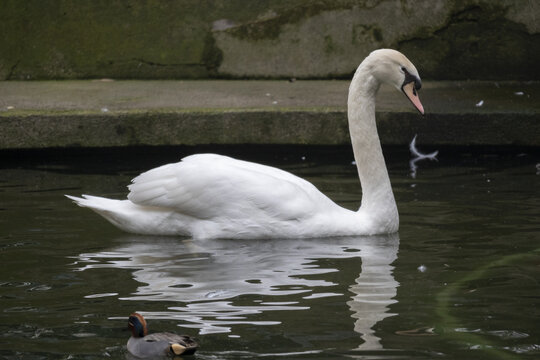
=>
[220,0,369,41]
[6,60,21,80]
[131,58,204,68]
[396,3,540,80]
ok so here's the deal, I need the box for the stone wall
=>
[1,0,538,80]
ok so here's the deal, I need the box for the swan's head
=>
[366,49,424,115]
[128,313,148,338]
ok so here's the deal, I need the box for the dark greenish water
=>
[1,146,539,360]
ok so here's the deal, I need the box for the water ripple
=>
[77,234,400,339]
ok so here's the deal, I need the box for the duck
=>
[66,49,424,240]
[127,313,198,358]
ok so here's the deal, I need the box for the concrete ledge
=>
[0,80,538,149]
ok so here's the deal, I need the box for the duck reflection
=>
[74,234,399,349]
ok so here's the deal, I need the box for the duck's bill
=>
[170,343,186,355]
[402,82,424,115]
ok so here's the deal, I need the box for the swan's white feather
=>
[128,154,338,222]
[67,154,355,239]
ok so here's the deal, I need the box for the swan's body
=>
[127,313,198,357]
[67,49,424,240]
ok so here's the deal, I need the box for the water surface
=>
[1,146,538,359]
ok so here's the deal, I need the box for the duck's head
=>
[364,49,424,115]
[128,313,148,338]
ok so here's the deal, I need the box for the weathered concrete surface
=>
[0,0,538,80]
[0,80,538,149]
[215,0,540,80]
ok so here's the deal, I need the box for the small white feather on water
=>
[475,100,484,107]
[410,135,438,160]
[409,135,438,179]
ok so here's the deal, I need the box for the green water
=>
[1,146,538,359]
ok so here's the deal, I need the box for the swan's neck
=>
[348,65,398,232]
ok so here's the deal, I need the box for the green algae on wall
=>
[0,0,538,80]
[0,0,306,80]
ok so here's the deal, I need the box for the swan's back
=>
[125,154,344,238]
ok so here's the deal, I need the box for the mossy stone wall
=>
[1,0,538,80]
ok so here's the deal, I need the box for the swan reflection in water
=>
[73,234,399,350]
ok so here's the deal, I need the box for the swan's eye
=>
[400,66,406,73]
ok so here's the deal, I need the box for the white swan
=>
[66,49,424,240]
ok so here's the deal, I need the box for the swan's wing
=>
[127,154,335,221]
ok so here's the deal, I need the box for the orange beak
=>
[402,82,424,115]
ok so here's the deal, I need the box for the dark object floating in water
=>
[127,313,198,357]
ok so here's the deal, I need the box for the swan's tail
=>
[65,194,184,235]
[65,194,137,232]
[66,194,122,211]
